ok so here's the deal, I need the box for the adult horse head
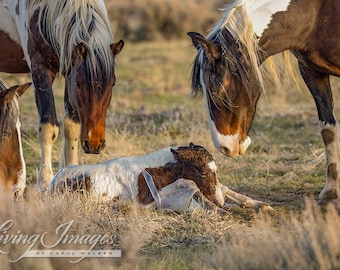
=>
[0,0,124,189]
[188,30,259,157]
[66,41,124,154]
[0,80,31,197]
[189,0,340,203]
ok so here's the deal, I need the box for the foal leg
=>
[298,64,340,203]
[220,184,273,210]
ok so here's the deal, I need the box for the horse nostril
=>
[97,140,106,153]
[220,146,231,156]
[84,140,91,153]
[83,140,105,154]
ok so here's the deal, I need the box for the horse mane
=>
[192,0,295,96]
[27,0,115,83]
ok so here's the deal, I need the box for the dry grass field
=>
[1,11,340,270]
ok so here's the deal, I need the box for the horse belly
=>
[0,8,29,73]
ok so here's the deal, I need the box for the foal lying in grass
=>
[51,143,272,212]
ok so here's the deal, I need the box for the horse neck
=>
[245,0,321,59]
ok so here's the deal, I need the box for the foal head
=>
[0,81,31,195]
[138,143,225,206]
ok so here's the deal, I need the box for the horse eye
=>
[75,81,81,87]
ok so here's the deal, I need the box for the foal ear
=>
[170,148,181,160]
[188,32,221,61]
[110,40,124,55]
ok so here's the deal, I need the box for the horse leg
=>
[61,115,80,167]
[61,87,80,167]
[297,61,340,203]
[30,62,59,190]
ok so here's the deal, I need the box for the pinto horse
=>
[188,0,340,204]
[0,79,31,197]
[0,0,124,189]
[50,143,271,212]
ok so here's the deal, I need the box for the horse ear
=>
[187,32,205,50]
[0,86,18,105]
[76,43,88,59]
[15,82,32,97]
[110,40,124,55]
[0,82,31,105]
[188,32,220,61]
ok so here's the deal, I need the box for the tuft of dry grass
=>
[0,189,338,269]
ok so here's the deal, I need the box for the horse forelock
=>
[27,0,115,80]
[200,0,295,96]
[206,1,264,91]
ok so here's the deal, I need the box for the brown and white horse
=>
[50,143,271,212]
[0,79,31,197]
[0,0,124,190]
[188,0,340,204]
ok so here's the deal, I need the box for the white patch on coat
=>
[244,0,291,38]
[13,117,26,196]
[51,147,176,201]
[208,161,217,173]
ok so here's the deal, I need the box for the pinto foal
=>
[51,143,271,212]
[0,80,31,197]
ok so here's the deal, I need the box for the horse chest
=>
[0,7,29,73]
[27,10,59,72]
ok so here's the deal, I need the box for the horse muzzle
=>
[83,139,106,154]
[217,135,251,157]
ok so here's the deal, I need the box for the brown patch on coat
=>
[327,163,338,180]
[0,31,29,73]
[61,173,92,194]
[321,128,334,146]
[28,9,60,72]
[137,144,217,205]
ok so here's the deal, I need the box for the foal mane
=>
[192,0,294,96]
[27,0,115,83]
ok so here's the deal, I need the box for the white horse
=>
[51,143,272,212]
